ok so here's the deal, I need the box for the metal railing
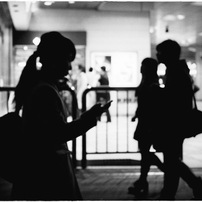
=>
[81,87,139,168]
[0,86,164,169]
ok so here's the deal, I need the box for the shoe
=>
[128,179,148,196]
[192,177,202,199]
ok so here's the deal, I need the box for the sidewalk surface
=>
[1,166,201,200]
[76,166,201,200]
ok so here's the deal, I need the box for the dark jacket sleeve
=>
[23,83,97,145]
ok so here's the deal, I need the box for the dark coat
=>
[133,81,161,142]
[153,60,193,150]
[12,79,96,200]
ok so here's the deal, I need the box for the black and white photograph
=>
[0,0,202,200]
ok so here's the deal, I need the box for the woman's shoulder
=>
[32,81,59,98]
[36,80,57,90]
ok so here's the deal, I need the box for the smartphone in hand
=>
[102,100,113,110]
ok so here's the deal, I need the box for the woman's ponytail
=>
[14,51,39,113]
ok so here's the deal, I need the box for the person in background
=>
[58,76,76,121]
[97,66,111,122]
[76,64,88,113]
[155,39,202,200]
[87,67,99,88]
[86,67,99,109]
[128,58,164,197]
[12,31,111,200]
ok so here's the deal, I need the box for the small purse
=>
[184,93,202,138]
[0,112,22,182]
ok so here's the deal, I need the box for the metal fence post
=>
[81,88,89,169]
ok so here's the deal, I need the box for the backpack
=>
[0,112,22,183]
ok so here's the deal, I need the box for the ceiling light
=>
[68,1,75,4]
[163,14,176,21]
[177,15,185,20]
[44,1,54,6]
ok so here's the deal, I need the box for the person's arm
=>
[31,84,110,143]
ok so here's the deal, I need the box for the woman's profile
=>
[11,31,111,200]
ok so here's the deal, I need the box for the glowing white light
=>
[157,63,166,76]
[177,15,185,20]
[32,37,41,46]
[18,61,26,68]
[69,1,75,4]
[67,116,73,122]
[23,46,28,51]
[163,14,176,21]
[187,61,197,77]
[44,1,54,6]
[0,79,4,87]
[36,62,42,70]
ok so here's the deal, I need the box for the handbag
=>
[184,93,202,138]
[0,112,22,182]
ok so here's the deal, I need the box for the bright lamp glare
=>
[32,37,41,46]
[44,1,54,6]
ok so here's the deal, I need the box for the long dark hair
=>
[14,31,76,113]
[14,51,39,113]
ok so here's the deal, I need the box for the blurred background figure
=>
[76,65,88,114]
[58,76,76,122]
[97,66,111,122]
[86,67,99,109]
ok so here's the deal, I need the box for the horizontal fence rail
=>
[81,87,142,168]
[0,86,166,169]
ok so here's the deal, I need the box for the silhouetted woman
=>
[12,31,111,200]
[128,58,164,196]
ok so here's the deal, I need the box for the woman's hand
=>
[81,100,112,120]
[89,100,112,118]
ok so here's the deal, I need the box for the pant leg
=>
[161,145,181,199]
[139,140,153,181]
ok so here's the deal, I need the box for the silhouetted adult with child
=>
[154,39,202,200]
[12,31,111,200]
[128,58,164,196]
